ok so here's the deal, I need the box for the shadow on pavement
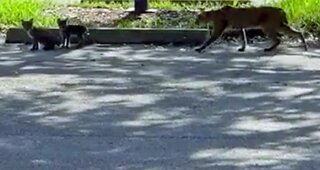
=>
[0,42,320,169]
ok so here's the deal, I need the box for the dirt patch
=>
[44,7,198,28]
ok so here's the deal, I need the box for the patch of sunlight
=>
[280,136,314,145]
[106,68,131,74]
[227,114,320,134]
[162,118,195,128]
[231,57,261,63]
[0,60,24,66]
[48,91,100,114]
[138,67,169,77]
[96,93,165,107]
[0,50,22,56]
[117,107,194,128]
[99,77,131,84]
[90,146,129,155]
[309,131,320,141]
[171,55,212,62]
[28,111,50,116]
[20,65,55,70]
[138,111,168,120]
[56,49,91,60]
[115,118,194,128]
[267,54,320,70]
[37,115,75,126]
[273,86,314,100]
[0,74,79,93]
[132,131,146,135]
[77,77,131,89]
[191,147,309,166]
[254,69,279,74]
[104,50,159,61]
[161,79,220,90]
[31,159,51,165]
[78,129,91,135]
[229,92,269,99]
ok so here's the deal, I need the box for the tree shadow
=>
[0,42,320,169]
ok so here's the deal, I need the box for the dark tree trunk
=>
[134,0,148,13]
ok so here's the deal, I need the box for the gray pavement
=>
[0,41,320,170]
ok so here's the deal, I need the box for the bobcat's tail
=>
[83,29,96,45]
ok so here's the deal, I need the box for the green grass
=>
[271,0,320,35]
[77,1,133,9]
[0,0,58,30]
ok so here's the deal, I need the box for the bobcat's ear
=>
[29,18,33,22]
[57,18,61,22]
[199,8,205,12]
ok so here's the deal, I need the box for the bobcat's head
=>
[21,19,34,31]
[57,18,68,29]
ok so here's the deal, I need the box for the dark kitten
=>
[57,18,88,48]
[21,19,60,51]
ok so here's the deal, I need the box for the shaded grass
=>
[270,0,320,35]
[77,0,133,9]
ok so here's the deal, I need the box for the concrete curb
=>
[5,27,266,45]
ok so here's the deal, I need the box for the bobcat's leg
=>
[195,23,226,53]
[59,32,65,48]
[65,33,70,48]
[76,33,85,49]
[238,28,247,52]
[279,24,308,51]
[62,35,66,48]
[31,38,39,51]
[263,28,281,52]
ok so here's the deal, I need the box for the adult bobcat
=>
[195,6,308,53]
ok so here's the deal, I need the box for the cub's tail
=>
[83,29,96,45]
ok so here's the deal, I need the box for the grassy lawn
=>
[271,0,320,34]
[0,0,57,31]
[0,0,319,36]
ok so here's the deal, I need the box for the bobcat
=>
[21,19,60,51]
[195,6,308,53]
[57,18,88,48]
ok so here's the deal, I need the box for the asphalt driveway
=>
[0,41,320,170]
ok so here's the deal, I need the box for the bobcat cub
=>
[57,18,88,48]
[21,19,61,51]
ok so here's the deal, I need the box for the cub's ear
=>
[57,18,61,22]
[199,8,205,12]
[29,18,34,22]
